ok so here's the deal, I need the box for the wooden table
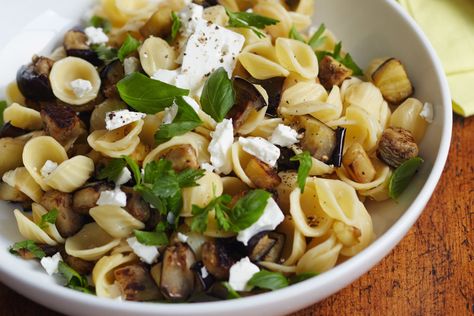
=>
[0,115,472,316]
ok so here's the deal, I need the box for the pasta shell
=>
[90,205,145,238]
[276,38,319,79]
[344,82,384,122]
[2,167,43,203]
[254,1,292,39]
[5,81,25,106]
[0,137,26,177]
[92,252,137,298]
[238,106,268,135]
[289,12,311,31]
[277,216,306,266]
[13,209,57,245]
[31,203,65,244]
[390,98,428,142]
[90,99,128,131]
[181,171,223,217]
[3,103,42,130]
[44,156,95,193]
[139,37,178,77]
[296,234,343,274]
[221,176,249,197]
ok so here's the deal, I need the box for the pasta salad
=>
[0,0,433,302]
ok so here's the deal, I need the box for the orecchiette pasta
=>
[43,156,94,193]
[181,171,223,217]
[90,99,128,132]
[239,41,290,80]
[5,81,25,106]
[90,205,145,238]
[0,137,26,177]
[139,37,178,77]
[2,167,43,203]
[275,38,319,79]
[296,233,343,274]
[13,209,58,246]
[336,158,391,191]
[253,0,292,39]
[3,103,42,130]
[237,106,268,135]
[390,98,428,142]
[0,183,27,202]
[92,253,137,298]
[31,203,65,244]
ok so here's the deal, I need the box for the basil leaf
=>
[0,100,7,125]
[58,261,90,292]
[389,157,424,199]
[9,240,45,259]
[155,97,202,144]
[200,67,235,122]
[290,151,312,192]
[122,155,142,184]
[229,190,270,231]
[89,15,112,33]
[222,282,241,299]
[289,26,305,43]
[91,44,117,63]
[134,229,168,246]
[97,158,127,182]
[308,23,326,49]
[316,41,363,76]
[226,9,279,38]
[289,272,317,284]
[117,34,140,62]
[117,72,189,114]
[170,12,181,42]
[248,270,289,290]
[38,208,58,229]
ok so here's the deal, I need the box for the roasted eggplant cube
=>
[123,187,151,222]
[342,143,376,183]
[201,240,235,280]
[64,30,102,66]
[140,8,173,39]
[159,144,199,172]
[377,127,419,168]
[16,56,55,101]
[247,232,285,262]
[100,60,125,99]
[248,77,286,117]
[72,183,112,215]
[40,190,84,237]
[191,261,216,291]
[318,55,353,90]
[371,58,413,104]
[298,116,337,163]
[244,157,282,190]
[41,103,85,149]
[114,263,161,301]
[60,251,95,275]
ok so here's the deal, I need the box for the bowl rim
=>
[0,0,452,314]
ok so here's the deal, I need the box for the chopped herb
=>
[134,229,168,246]
[0,100,7,125]
[389,157,424,199]
[117,72,189,114]
[97,158,127,182]
[316,41,363,76]
[289,272,317,284]
[169,12,181,42]
[200,67,235,122]
[248,270,289,290]
[117,34,141,62]
[38,208,58,229]
[91,44,117,63]
[226,9,278,39]
[58,261,94,294]
[191,194,232,233]
[89,15,112,33]
[289,26,305,43]
[9,240,45,259]
[290,151,312,192]
[308,23,326,49]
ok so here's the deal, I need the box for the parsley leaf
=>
[248,270,289,290]
[58,261,94,294]
[200,67,235,122]
[176,168,206,188]
[389,157,424,199]
[117,72,189,114]
[89,15,112,33]
[170,12,181,42]
[316,41,363,76]
[117,34,140,62]
[229,190,270,231]
[191,194,232,233]
[0,100,7,125]
[91,44,117,63]
[9,240,45,259]
[122,155,142,184]
[308,23,326,49]
[290,151,312,193]
[226,9,278,38]
[97,158,127,182]
[38,208,58,229]
[289,26,305,43]
[155,97,203,144]
[134,229,168,246]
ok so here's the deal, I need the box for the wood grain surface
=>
[0,115,472,316]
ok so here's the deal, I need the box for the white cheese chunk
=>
[126,237,159,265]
[177,3,206,63]
[97,187,127,207]
[70,79,92,98]
[420,102,434,123]
[105,109,146,131]
[208,119,234,174]
[239,137,280,167]
[237,198,285,246]
[123,57,140,76]
[200,163,215,173]
[115,167,131,186]
[269,124,300,147]
[201,266,209,279]
[228,257,260,291]
[162,102,179,125]
[151,69,180,85]
[177,232,189,243]
[84,26,109,45]
[182,96,201,113]
[40,160,58,178]
[40,252,62,276]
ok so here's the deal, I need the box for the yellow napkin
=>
[400,0,474,117]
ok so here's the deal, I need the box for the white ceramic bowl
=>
[0,0,452,315]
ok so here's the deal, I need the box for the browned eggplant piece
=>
[342,143,376,183]
[248,77,286,117]
[140,8,173,38]
[318,55,353,90]
[193,0,218,7]
[114,263,161,301]
[40,190,84,237]
[377,127,419,168]
[191,261,216,291]
[159,144,199,172]
[100,59,125,99]
[72,183,113,215]
[122,187,151,222]
[328,127,346,167]
[0,123,27,139]
[227,77,266,131]
[371,58,413,104]
[276,146,299,172]
[16,56,55,101]
[244,157,281,190]
[201,240,235,280]
[60,250,95,275]
[160,243,196,301]
[63,29,102,66]
[40,103,86,149]
[11,243,60,260]
[297,116,337,163]
[247,231,285,262]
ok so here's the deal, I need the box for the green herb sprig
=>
[389,157,424,199]
[226,9,279,38]
[290,151,312,192]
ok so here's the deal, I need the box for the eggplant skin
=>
[16,57,55,101]
[201,240,235,280]
[318,55,353,91]
[114,264,161,302]
[0,123,27,139]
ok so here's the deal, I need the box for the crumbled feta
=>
[208,119,234,174]
[420,102,434,123]
[115,167,131,186]
[105,109,146,131]
[151,69,180,85]
[40,160,58,178]
[200,163,215,173]
[182,96,201,113]
[237,198,285,245]
[177,3,206,62]
[84,26,109,45]
[239,137,280,167]
[70,79,93,98]
[126,237,159,265]
[96,187,127,207]
[177,232,189,243]
[228,257,260,291]
[269,124,300,147]
[40,252,62,276]
[201,266,209,279]
[162,103,179,125]
[123,57,140,76]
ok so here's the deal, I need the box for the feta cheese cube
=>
[200,163,215,173]
[162,102,179,125]
[126,237,159,265]
[237,198,285,245]
[269,124,300,147]
[420,102,434,123]
[96,187,127,207]
[105,109,146,131]
[70,79,92,98]
[177,3,206,63]
[239,137,280,167]
[40,252,62,276]
[40,160,58,178]
[177,232,189,243]
[123,57,140,76]
[208,119,234,174]
[201,266,209,279]
[84,26,109,45]
[115,167,131,186]
[228,257,260,291]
